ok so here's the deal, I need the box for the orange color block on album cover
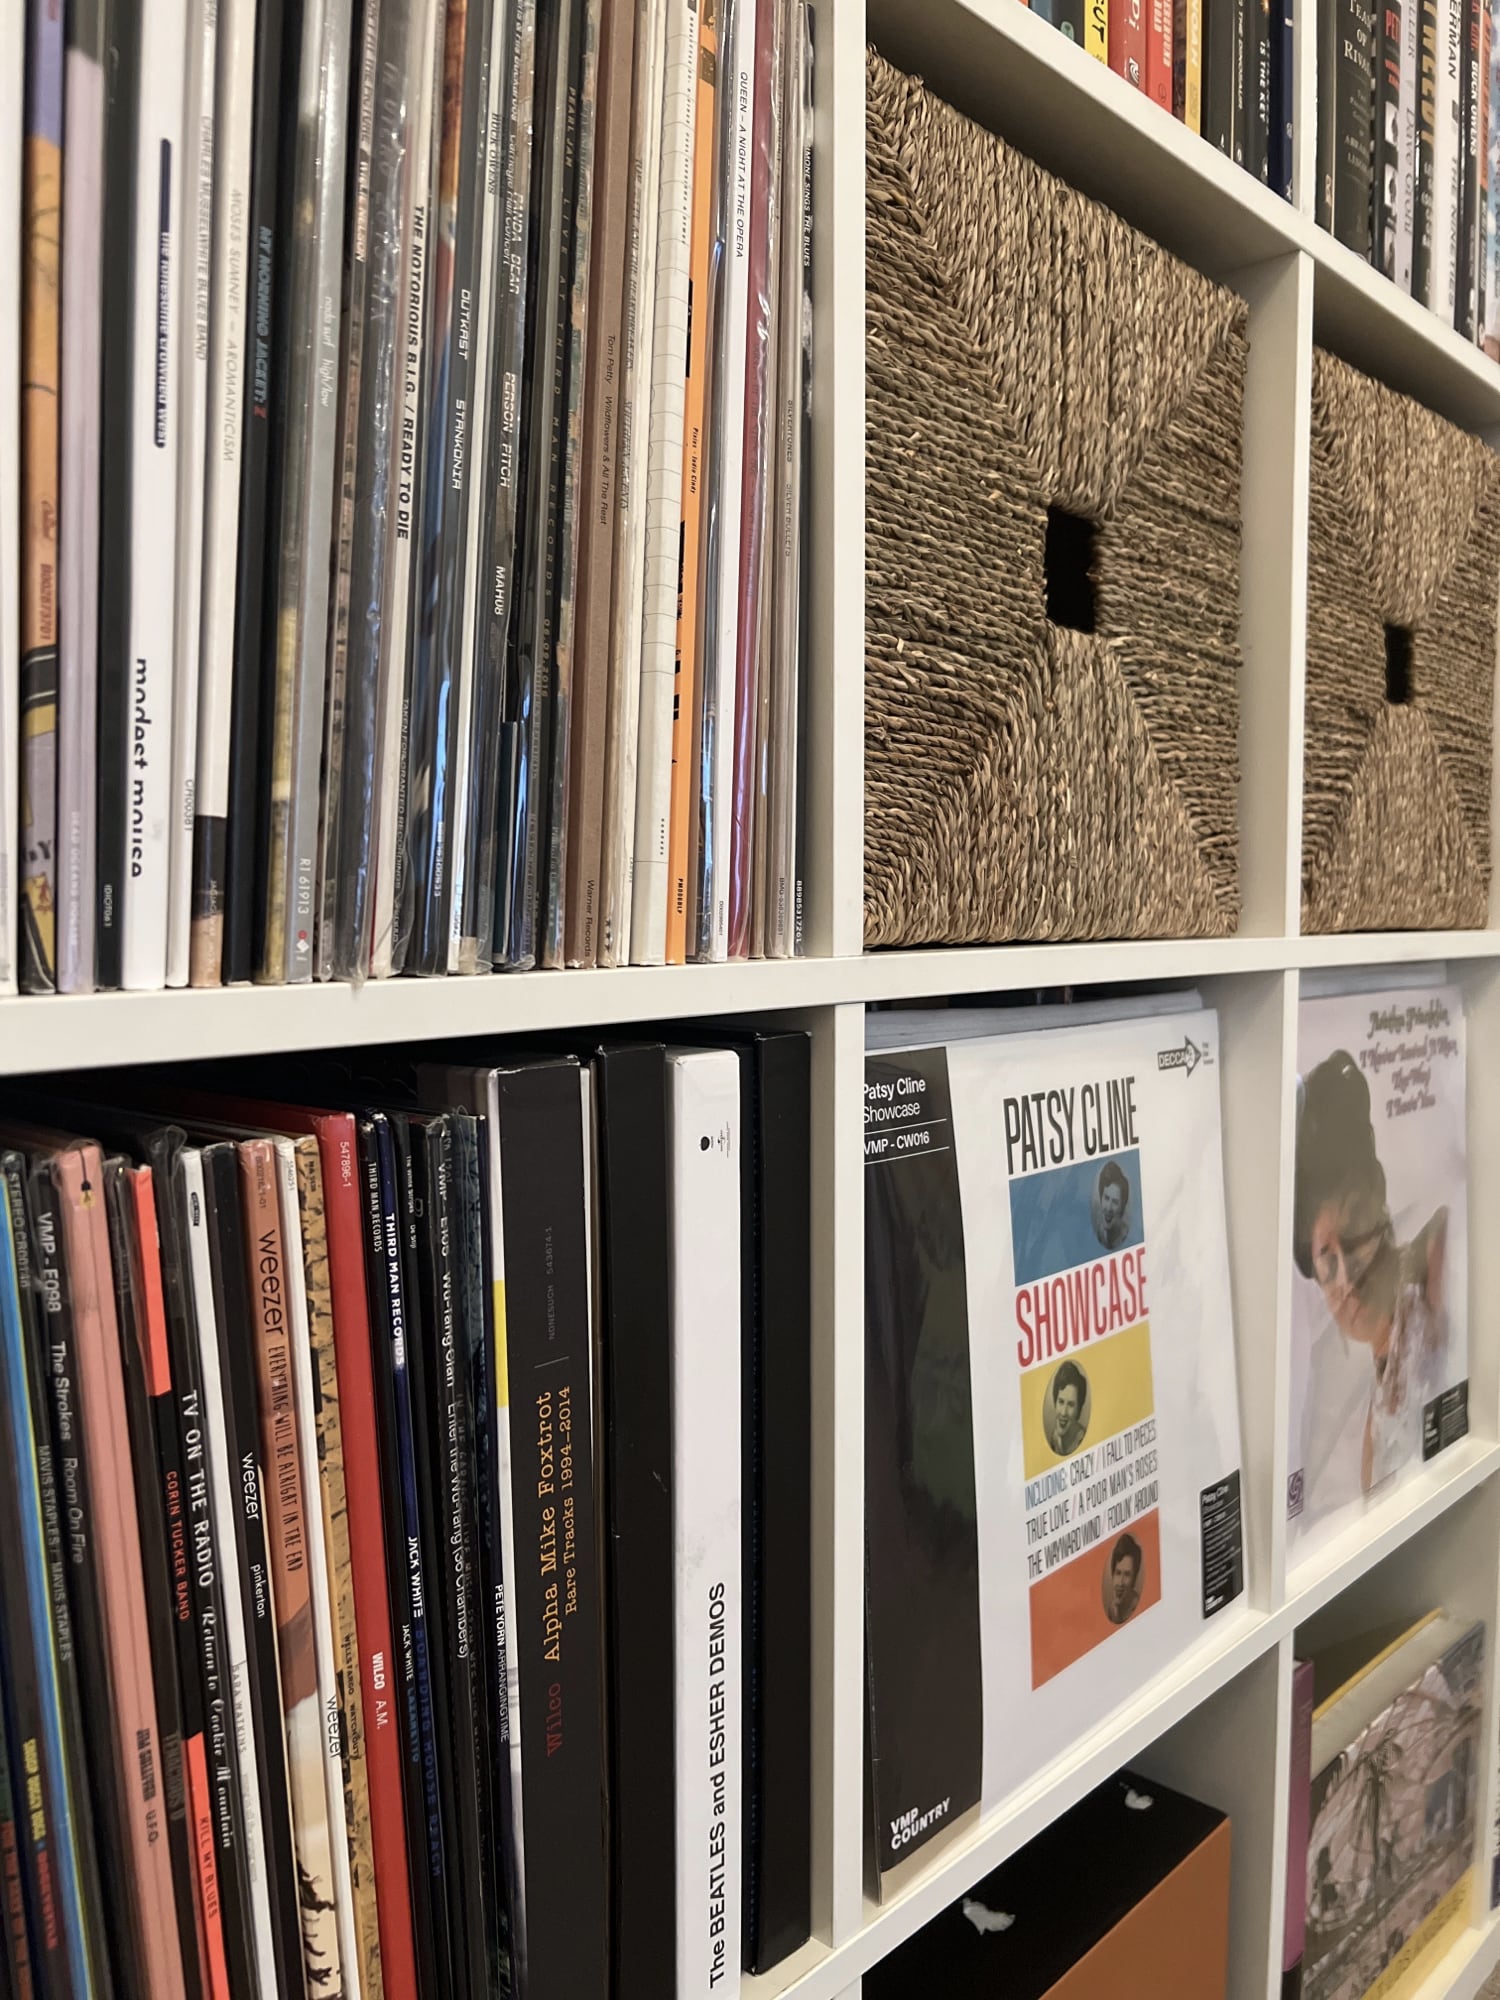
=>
[1028,1506,1162,1688]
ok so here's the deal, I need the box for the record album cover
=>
[1288,986,1469,1558]
[864,1008,1245,1884]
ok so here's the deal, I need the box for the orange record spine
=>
[666,0,720,963]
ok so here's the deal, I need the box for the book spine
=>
[1459,0,1481,327]
[179,1147,281,2000]
[201,1145,304,2000]
[275,1141,364,1997]
[56,4,105,996]
[1377,0,1404,274]
[1399,0,1422,278]
[1252,0,1273,175]
[1317,0,1338,216]
[598,0,667,965]
[123,0,189,991]
[1231,0,1248,160]
[629,0,700,964]
[1478,0,1491,335]
[495,1064,609,1997]
[1434,0,1462,310]
[239,1139,344,1996]
[1416,0,1439,292]
[1269,0,1294,194]
[668,0,719,965]
[167,0,216,989]
[309,1114,420,1997]
[1484,0,1500,348]
[1147,0,1176,98]
[1109,3,1147,103]
[1334,0,1376,251]
[19,1,63,995]
[666,1051,742,1997]
[1055,0,1087,38]
[1283,1658,1315,1990]
[191,0,254,988]
[1086,0,1110,55]
[564,0,635,968]
[1206,0,1236,151]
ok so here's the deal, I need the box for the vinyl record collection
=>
[1318,0,1500,350]
[1,0,814,999]
[1017,0,1297,198]
[0,1028,813,1998]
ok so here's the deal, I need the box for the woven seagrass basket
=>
[1302,349,1500,932]
[864,51,1248,950]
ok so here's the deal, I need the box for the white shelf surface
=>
[10,930,1500,1075]
[1414,1914,1500,2000]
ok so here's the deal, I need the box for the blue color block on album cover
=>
[1009,1148,1145,1287]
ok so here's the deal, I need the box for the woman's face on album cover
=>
[1309,1191,1394,1351]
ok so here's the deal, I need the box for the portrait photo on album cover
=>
[1091,1159,1133,1253]
[1102,1533,1145,1625]
[1043,1358,1091,1458]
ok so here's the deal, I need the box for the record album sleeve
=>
[1288,985,1469,1560]
[864,1008,1246,1881]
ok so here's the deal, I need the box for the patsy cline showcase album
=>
[863,1006,1246,1885]
[1288,984,1470,1559]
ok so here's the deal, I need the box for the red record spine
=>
[310,1110,420,2000]
[1109,0,1147,83]
[1146,0,1173,101]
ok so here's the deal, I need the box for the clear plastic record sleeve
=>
[326,0,426,983]
[471,0,539,970]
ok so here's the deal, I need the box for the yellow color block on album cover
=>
[1020,1317,1155,1481]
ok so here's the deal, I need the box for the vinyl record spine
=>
[596,0,667,967]
[56,3,105,996]
[370,0,443,978]
[1416,0,1439,296]
[179,1145,283,2000]
[0,9,21,997]
[628,0,699,964]
[238,1139,344,1994]
[191,0,255,989]
[200,1143,304,2000]
[123,0,190,992]
[1458,0,1480,328]
[1377,0,1404,274]
[94,0,141,992]
[19,3,63,996]
[1398,0,1421,278]
[167,0,218,989]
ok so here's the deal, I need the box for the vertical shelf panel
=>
[806,0,867,960]
[1204,968,1299,1611]
[1226,249,1313,938]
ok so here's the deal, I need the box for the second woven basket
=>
[864,50,1248,950]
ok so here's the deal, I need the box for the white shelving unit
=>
[15,0,1500,1995]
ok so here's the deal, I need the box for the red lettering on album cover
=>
[1014,1246,1148,1368]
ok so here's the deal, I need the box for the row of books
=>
[0,0,814,1000]
[1285,1612,1485,2000]
[862,974,1470,1888]
[1017,0,1297,196]
[1317,0,1500,348]
[0,1029,812,1998]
